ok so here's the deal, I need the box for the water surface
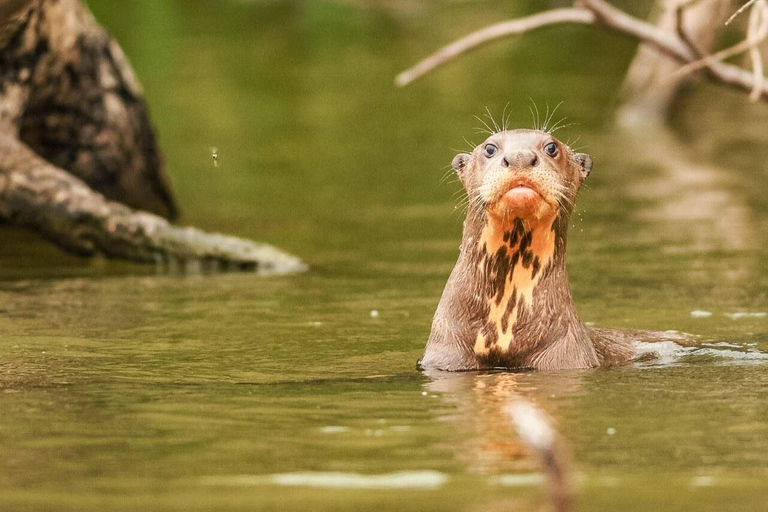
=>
[1,1,768,510]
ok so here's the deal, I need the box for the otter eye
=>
[544,142,558,157]
[483,144,498,158]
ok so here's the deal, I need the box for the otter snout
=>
[453,129,593,224]
[501,150,539,169]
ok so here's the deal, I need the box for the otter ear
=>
[452,153,470,173]
[452,153,470,184]
[574,153,592,180]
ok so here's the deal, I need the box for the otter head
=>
[453,130,592,227]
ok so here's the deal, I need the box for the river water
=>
[1,1,768,510]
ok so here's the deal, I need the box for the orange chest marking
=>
[473,217,556,355]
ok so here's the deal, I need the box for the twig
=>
[726,0,760,25]
[671,0,768,80]
[396,0,768,102]
[579,0,695,60]
[394,8,596,87]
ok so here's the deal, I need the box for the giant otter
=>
[421,129,678,371]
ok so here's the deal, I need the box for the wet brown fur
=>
[420,129,638,371]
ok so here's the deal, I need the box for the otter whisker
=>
[453,190,470,203]
[440,159,459,183]
[450,186,468,202]
[453,199,470,216]
[547,183,574,213]
[452,192,472,212]
[454,189,474,209]
[542,101,564,132]
[484,106,501,133]
[441,168,459,185]
[528,106,537,130]
[564,135,581,148]
[548,117,575,134]
[462,200,482,218]
[553,194,571,214]
[474,115,497,136]
[531,99,541,131]
[469,193,486,214]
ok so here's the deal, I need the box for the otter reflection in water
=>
[421,129,685,371]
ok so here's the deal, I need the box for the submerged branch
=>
[0,135,306,274]
[507,400,573,512]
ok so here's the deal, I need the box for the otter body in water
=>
[421,129,668,371]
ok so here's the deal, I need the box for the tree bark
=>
[0,0,306,273]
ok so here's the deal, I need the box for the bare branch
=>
[671,1,768,80]
[726,0,760,25]
[579,0,696,60]
[674,0,704,58]
[508,400,573,512]
[397,0,768,102]
[581,0,768,100]
[394,8,596,87]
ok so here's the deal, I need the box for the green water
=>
[2,1,768,510]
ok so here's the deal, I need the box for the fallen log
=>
[0,0,306,274]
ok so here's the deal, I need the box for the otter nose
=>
[501,150,539,168]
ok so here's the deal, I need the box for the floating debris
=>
[690,310,713,318]
[210,146,219,167]
[690,476,716,487]
[724,312,767,320]
[319,426,349,434]
[370,310,380,318]
[200,471,449,490]
[490,473,546,487]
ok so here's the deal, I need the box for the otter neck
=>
[460,208,583,360]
